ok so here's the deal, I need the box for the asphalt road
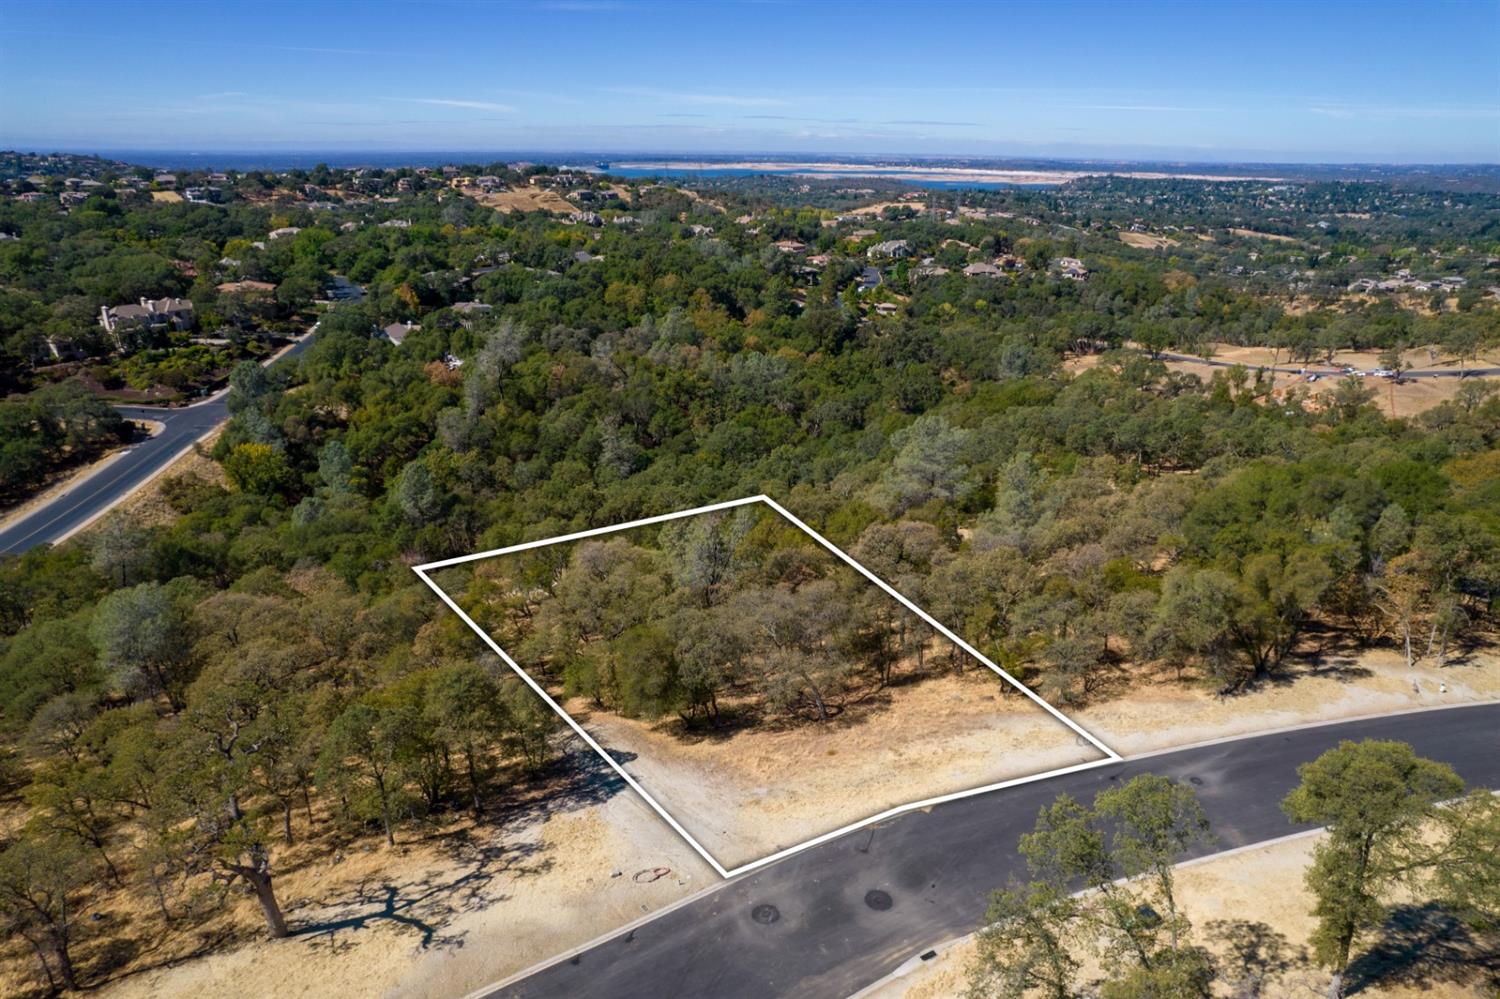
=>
[0,333,317,556]
[492,704,1500,999]
[1154,350,1500,379]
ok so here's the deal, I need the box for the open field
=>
[1118,230,1177,249]
[470,186,575,214]
[1228,227,1300,243]
[861,828,1496,999]
[1065,344,1500,418]
[150,190,183,203]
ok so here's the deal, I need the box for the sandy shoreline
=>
[610,160,1282,185]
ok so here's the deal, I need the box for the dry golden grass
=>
[1229,227,1299,243]
[470,186,575,214]
[1119,231,1177,250]
[572,668,1097,870]
[865,829,1496,999]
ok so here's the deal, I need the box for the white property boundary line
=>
[464,703,1500,998]
[414,494,1121,880]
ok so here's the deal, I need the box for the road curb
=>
[50,427,220,547]
[843,827,1332,999]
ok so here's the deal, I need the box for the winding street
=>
[487,704,1500,999]
[0,331,318,556]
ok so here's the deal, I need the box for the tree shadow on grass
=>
[476,741,636,838]
[1345,902,1500,994]
[1205,918,1305,995]
[292,834,551,952]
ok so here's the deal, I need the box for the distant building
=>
[1054,256,1088,281]
[268,226,301,240]
[153,173,177,189]
[963,262,1002,278]
[867,239,911,260]
[772,239,807,254]
[381,321,419,346]
[99,297,195,338]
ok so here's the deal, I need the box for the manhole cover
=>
[1188,776,1204,786]
[864,890,893,911]
[751,904,780,925]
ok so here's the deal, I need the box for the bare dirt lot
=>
[1065,345,1500,419]
[861,829,1496,999]
[1080,645,1499,757]
[471,186,576,214]
[572,669,1102,871]
[1118,230,1177,250]
[1228,227,1300,243]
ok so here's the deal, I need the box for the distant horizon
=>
[3,0,1496,164]
[12,147,1500,172]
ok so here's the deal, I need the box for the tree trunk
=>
[1326,970,1344,999]
[48,929,77,991]
[246,865,289,939]
[282,799,294,845]
[465,752,482,819]
[374,775,395,847]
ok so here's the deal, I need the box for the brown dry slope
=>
[574,669,1101,871]
[94,750,712,999]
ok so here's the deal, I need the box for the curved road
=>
[0,333,317,556]
[491,704,1500,999]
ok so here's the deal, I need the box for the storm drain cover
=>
[751,904,780,925]
[864,890,893,911]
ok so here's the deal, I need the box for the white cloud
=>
[606,86,790,108]
[1308,104,1500,120]
[382,97,515,113]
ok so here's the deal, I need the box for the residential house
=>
[867,239,911,260]
[772,239,807,254]
[381,321,419,346]
[268,226,301,240]
[153,173,177,190]
[963,262,1002,278]
[99,297,195,338]
[1055,257,1088,281]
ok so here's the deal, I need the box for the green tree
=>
[90,581,195,710]
[0,835,96,993]
[1281,740,1464,997]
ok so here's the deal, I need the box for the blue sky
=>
[2,0,1497,163]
